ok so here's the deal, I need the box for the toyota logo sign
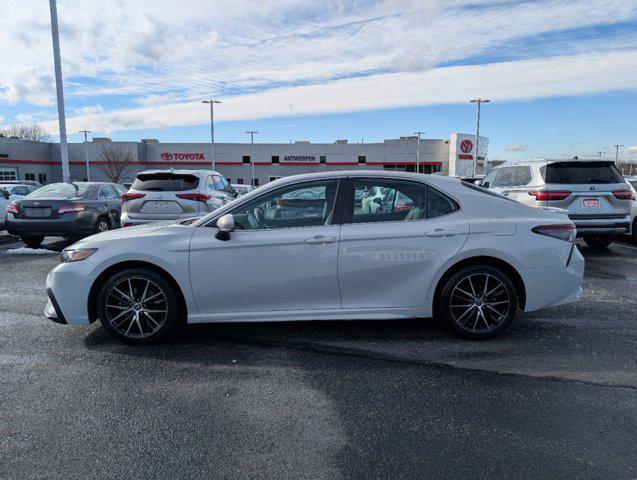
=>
[161,152,173,161]
[460,139,473,153]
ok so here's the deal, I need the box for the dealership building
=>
[0,132,488,186]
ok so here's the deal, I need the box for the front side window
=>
[114,184,128,197]
[493,167,517,188]
[482,170,497,188]
[350,179,456,224]
[229,180,339,230]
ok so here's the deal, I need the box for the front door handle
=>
[426,229,457,237]
[304,235,336,245]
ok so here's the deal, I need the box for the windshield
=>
[132,173,200,192]
[26,183,90,199]
[540,162,625,184]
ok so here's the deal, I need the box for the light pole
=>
[78,129,91,181]
[470,99,490,176]
[614,144,623,164]
[202,99,221,171]
[49,0,70,183]
[246,131,258,186]
[413,131,425,174]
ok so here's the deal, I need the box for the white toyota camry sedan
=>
[45,171,584,343]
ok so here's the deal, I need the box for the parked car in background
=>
[231,184,255,196]
[5,182,126,247]
[46,171,584,344]
[273,185,328,219]
[1,184,38,228]
[0,180,43,188]
[120,170,236,226]
[481,159,633,249]
[625,176,637,241]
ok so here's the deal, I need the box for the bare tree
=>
[0,124,52,142]
[95,143,136,183]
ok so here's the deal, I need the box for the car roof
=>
[137,169,221,176]
[494,158,617,168]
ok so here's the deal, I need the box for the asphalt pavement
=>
[0,236,635,479]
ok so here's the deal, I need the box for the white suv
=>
[481,159,633,249]
[120,169,237,226]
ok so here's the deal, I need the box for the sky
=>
[1,0,637,161]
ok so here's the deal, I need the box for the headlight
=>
[61,248,98,263]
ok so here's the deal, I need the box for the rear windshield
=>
[540,162,624,184]
[26,183,90,199]
[132,173,199,192]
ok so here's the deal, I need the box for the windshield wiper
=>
[587,178,611,184]
[143,187,165,191]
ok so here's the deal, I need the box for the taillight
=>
[121,193,146,201]
[532,223,576,242]
[5,203,18,214]
[395,204,412,211]
[529,191,571,201]
[613,190,634,200]
[176,193,211,202]
[59,204,85,214]
[277,199,286,206]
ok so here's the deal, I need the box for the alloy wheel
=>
[98,219,110,232]
[449,273,511,334]
[104,277,168,339]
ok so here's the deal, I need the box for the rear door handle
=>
[304,236,336,245]
[426,229,457,237]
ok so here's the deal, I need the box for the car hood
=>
[74,221,177,246]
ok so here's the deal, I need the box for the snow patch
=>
[5,247,57,255]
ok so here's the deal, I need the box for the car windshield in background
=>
[26,183,90,199]
[132,173,200,192]
[540,162,625,184]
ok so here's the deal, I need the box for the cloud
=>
[74,104,104,115]
[42,50,637,135]
[626,145,637,155]
[505,143,530,152]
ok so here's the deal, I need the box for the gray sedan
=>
[5,182,127,248]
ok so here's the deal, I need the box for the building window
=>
[237,178,243,184]
[0,169,17,181]
[25,173,36,181]
[253,178,260,187]
[38,173,47,184]
[271,156,279,164]
[358,155,366,164]
[320,156,326,164]
[243,156,251,164]
[269,176,282,182]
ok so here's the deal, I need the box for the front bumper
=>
[45,261,96,325]
[45,288,67,324]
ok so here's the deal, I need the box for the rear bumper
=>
[522,246,585,312]
[570,215,630,236]
[5,211,98,237]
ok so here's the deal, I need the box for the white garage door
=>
[0,168,17,181]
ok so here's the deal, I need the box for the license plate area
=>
[140,201,183,214]
[582,198,599,208]
[24,207,52,217]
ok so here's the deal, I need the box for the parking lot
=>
[1,234,636,479]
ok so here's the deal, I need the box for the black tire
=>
[439,265,518,340]
[632,220,637,242]
[97,268,178,344]
[583,236,613,249]
[21,236,44,248]
[96,216,111,234]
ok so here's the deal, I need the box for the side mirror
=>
[215,213,235,241]
[474,179,482,186]
[481,181,489,189]
[373,197,383,205]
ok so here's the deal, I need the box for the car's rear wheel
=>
[583,235,613,249]
[21,236,44,248]
[440,265,518,340]
[632,219,637,242]
[96,217,110,233]
[97,268,178,344]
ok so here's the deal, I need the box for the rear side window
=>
[540,162,624,184]
[132,173,199,192]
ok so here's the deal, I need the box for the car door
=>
[338,177,469,309]
[189,178,343,314]
[98,185,122,227]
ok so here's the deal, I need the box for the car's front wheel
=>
[439,265,518,340]
[21,235,44,248]
[97,268,178,344]
[583,235,613,249]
